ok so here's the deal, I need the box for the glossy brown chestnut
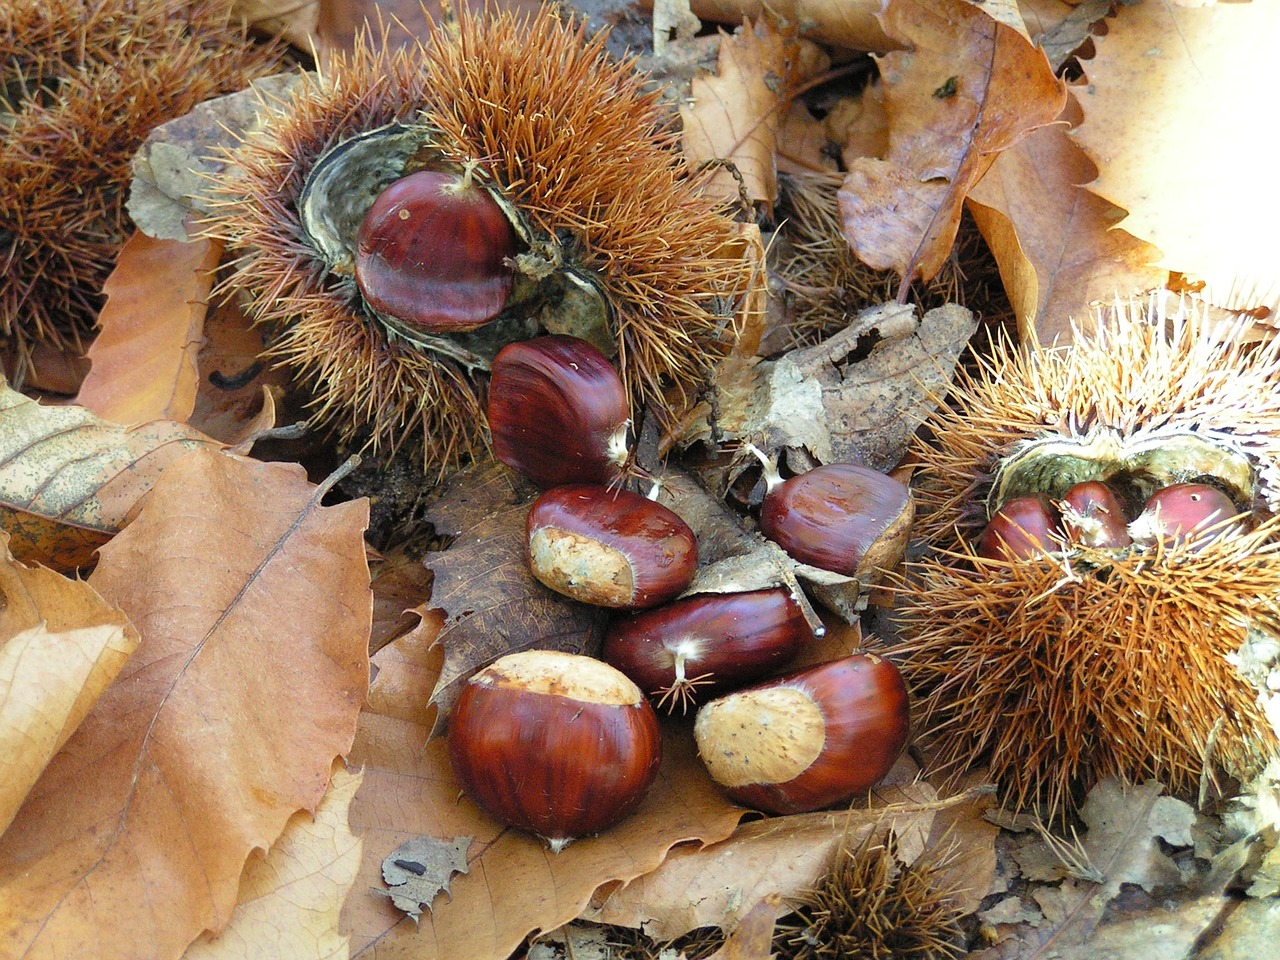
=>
[1059,480,1132,549]
[354,169,517,332]
[602,588,812,714]
[977,495,1062,560]
[527,484,697,609]
[489,335,630,488]
[694,653,910,815]
[1129,482,1242,549]
[758,462,914,578]
[447,650,662,850]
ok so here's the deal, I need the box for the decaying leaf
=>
[1073,0,1280,314]
[422,459,607,735]
[0,450,371,960]
[839,0,1065,284]
[684,0,894,52]
[973,779,1244,960]
[342,612,747,960]
[182,763,364,960]
[128,73,304,241]
[586,780,995,941]
[77,231,221,425]
[686,301,976,473]
[188,292,287,446]
[967,95,1163,344]
[707,894,782,960]
[0,532,138,835]
[379,835,471,922]
[0,379,222,570]
[681,18,790,208]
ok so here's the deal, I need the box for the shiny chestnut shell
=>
[354,170,517,332]
[694,653,909,815]
[489,335,630,488]
[1060,480,1132,549]
[527,484,697,609]
[977,494,1062,560]
[603,588,812,712]
[1131,482,1241,548]
[447,651,662,847]
[759,464,913,577]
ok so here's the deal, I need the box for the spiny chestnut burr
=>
[527,484,697,609]
[1059,480,1132,550]
[355,169,517,332]
[901,299,1280,817]
[977,495,1062,561]
[694,653,910,815]
[489,335,630,487]
[754,453,914,578]
[447,650,662,850]
[1129,482,1241,549]
[602,588,813,714]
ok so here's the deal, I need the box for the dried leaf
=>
[379,836,471,922]
[77,231,220,425]
[128,74,304,241]
[422,460,606,736]
[341,613,747,960]
[684,0,894,52]
[0,450,371,960]
[585,781,952,940]
[681,19,790,208]
[706,894,782,960]
[0,533,138,835]
[839,0,1065,284]
[967,95,1163,343]
[0,380,222,570]
[1073,0,1280,310]
[182,763,364,960]
[188,293,288,446]
[369,547,434,657]
[231,0,320,51]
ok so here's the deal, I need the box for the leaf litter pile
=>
[2,1,1279,959]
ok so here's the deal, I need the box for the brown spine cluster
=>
[897,300,1280,816]
[0,0,280,374]
[208,7,750,470]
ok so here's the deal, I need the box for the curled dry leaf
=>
[681,18,790,209]
[966,94,1164,344]
[0,532,139,835]
[0,450,371,960]
[0,379,222,570]
[182,763,364,960]
[342,610,748,960]
[77,231,221,426]
[839,0,1065,285]
[421,460,607,736]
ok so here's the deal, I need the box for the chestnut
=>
[1059,480,1132,550]
[757,459,914,578]
[354,169,517,332]
[602,588,813,714]
[694,653,910,815]
[1129,482,1242,549]
[527,484,697,609]
[447,650,662,850]
[489,335,630,488]
[977,494,1062,560]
